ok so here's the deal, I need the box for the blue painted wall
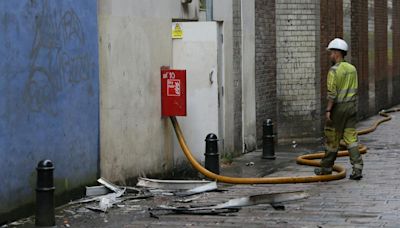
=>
[0,0,99,218]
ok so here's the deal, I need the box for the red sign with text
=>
[161,69,186,116]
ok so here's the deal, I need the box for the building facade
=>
[1,0,399,222]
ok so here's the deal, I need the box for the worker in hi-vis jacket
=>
[314,38,363,180]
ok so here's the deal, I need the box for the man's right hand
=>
[326,111,332,123]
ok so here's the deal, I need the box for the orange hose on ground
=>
[170,108,399,184]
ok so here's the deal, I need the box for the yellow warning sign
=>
[172,23,183,39]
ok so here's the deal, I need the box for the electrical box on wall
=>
[161,69,187,116]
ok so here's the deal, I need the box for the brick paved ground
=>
[10,106,400,227]
[125,107,400,227]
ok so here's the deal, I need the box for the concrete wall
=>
[99,0,200,182]
[213,0,235,155]
[275,0,321,143]
[0,0,99,222]
[99,0,237,181]
[231,0,257,154]
[241,0,257,152]
[232,0,243,154]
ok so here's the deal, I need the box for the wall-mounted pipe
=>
[206,0,213,21]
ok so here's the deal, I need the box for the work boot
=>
[348,147,363,169]
[320,150,338,169]
[349,169,362,180]
[314,167,333,175]
[315,149,336,175]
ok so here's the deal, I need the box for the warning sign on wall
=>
[172,23,183,39]
[167,79,181,96]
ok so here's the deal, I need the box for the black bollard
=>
[204,133,220,174]
[35,160,55,227]
[262,119,276,159]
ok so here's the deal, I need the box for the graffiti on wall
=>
[23,0,95,115]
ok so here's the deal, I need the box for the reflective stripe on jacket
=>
[327,61,358,103]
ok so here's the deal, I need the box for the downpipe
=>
[170,108,399,184]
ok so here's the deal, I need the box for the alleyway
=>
[9,106,399,227]
[3,0,400,222]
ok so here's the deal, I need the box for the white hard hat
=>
[327,38,348,52]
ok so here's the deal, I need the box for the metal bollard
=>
[262,119,276,159]
[204,133,220,174]
[35,160,55,227]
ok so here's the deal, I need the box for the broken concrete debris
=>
[173,195,201,203]
[86,190,125,212]
[150,205,240,215]
[60,176,309,219]
[85,186,110,197]
[70,177,152,213]
[119,186,142,194]
[213,191,309,208]
[150,191,309,216]
[137,177,213,190]
[174,182,218,197]
[97,177,125,195]
[136,178,219,197]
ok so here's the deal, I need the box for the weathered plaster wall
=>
[98,0,204,182]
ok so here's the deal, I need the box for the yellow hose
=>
[170,108,400,184]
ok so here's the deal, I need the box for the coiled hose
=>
[170,108,400,184]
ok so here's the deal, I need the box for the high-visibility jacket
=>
[327,61,358,103]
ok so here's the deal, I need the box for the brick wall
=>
[343,0,352,63]
[320,0,343,129]
[256,0,397,144]
[351,0,369,118]
[368,0,376,114]
[275,0,321,143]
[255,0,277,146]
[374,0,388,111]
[232,0,243,154]
[388,0,393,106]
[393,0,400,105]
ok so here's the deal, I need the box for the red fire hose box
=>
[161,69,187,116]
